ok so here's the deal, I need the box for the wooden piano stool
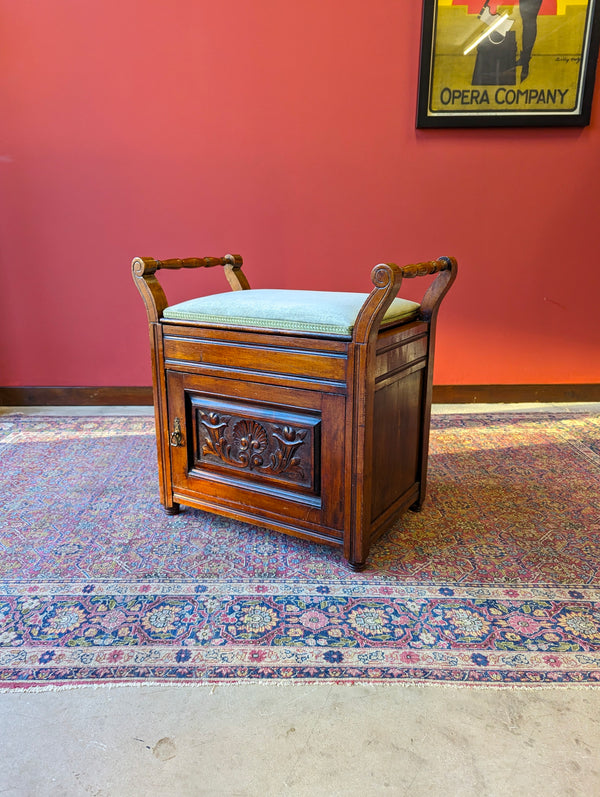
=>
[132,253,457,571]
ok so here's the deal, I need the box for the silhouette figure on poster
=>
[517,0,543,80]
[471,0,543,85]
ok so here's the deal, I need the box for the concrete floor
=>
[2,404,600,796]
[1,682,600,797]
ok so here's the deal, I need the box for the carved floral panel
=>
[189,396,320,494]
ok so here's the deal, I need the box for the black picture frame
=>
[417,0,600,128]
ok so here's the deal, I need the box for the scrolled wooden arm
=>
[353,256,457,344]
[131,253,250,324]
[353,262,403,344]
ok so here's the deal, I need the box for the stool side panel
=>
[370,368,426,524]
[369,321,434,531]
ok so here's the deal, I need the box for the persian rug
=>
[0,410,599,689]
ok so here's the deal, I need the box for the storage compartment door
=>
[166,371,345,538]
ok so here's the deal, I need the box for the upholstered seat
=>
[163,289,420,336]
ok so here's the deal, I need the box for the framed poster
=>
[417,0,600,127]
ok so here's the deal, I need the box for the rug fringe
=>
[2,678,600,694]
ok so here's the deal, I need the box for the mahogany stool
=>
[132,253,457,570]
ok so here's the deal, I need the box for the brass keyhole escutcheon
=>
[170,417,184,447]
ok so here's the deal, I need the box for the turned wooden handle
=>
[400,256,454,279]
[156,254,243,271]
[132,254,243,276]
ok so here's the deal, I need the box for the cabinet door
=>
[166,371,346,540]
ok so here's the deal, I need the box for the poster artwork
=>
[418,0,600,125]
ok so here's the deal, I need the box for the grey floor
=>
[2,404,600,797]
[2,682,600,797]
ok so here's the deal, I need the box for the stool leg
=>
[345,517,370,571]
[346,558,367,572]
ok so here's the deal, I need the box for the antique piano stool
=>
[132,253,457,571]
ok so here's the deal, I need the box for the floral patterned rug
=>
[1,411,599,688]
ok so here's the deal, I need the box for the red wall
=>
[1,0,599,387]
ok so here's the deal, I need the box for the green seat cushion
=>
[162,289,420,336]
